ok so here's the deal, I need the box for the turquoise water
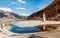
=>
[10,24,42,34]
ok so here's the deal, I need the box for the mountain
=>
[0,10,27,19]
[27,0,60,21]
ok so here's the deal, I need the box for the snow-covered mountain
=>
[20,14,30,16]
[0,10,28,19]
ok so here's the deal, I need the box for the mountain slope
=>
[0,10,25,19]
[27,0,60,21]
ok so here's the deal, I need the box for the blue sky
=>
[0,0,54,15]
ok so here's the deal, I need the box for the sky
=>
[0,0,54,15]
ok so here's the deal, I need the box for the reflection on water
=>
[10,24,42,34]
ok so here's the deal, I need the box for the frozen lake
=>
[11,20,60,27]
[1,20,60,34]
[9,20,60,34]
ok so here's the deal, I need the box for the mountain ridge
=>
[0,10,28,19]
[27,0,60,21]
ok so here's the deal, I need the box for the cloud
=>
[0,7,13,12]
[11,2,17,4]
[16,7,25,10]
[17,0,27,4]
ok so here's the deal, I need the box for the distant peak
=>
[20,14,30,16]
[0,7,13,12]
